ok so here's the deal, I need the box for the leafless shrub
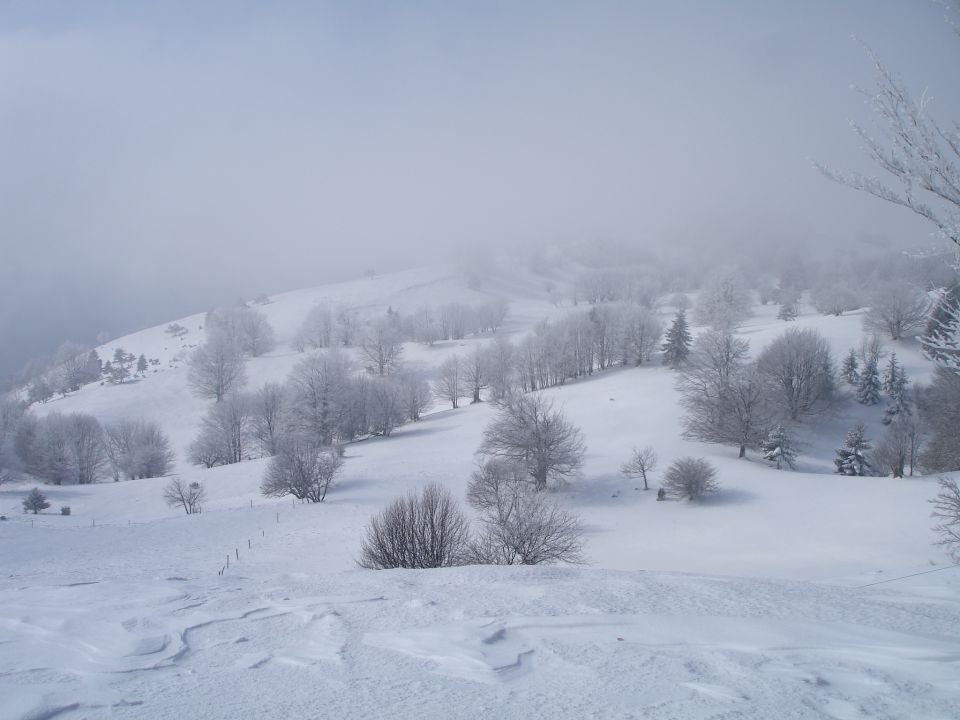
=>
[163,476,206,515]
[663,457,720,501]
[358,483,469,569]
[260,434,343,503]
[931,476,960,562]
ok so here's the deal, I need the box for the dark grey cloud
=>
[1,0,957,376]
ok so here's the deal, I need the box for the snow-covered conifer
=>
[834,423,873,476]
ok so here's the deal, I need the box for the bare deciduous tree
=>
[478,393,586,490]
[260,434,343,503]
[250,382,288,457]
[163,477,206,515]
[434,354,464,409]
[358,483,470,569]
[620,446,658,490]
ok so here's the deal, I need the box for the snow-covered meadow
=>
[2,264,958,719]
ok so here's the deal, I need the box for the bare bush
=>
[663,457,720,501]
[163,477,206,515]
[932,476,960,562]
[466,459,584,565]
[358,483,469,569]
[863,285,931,341]
[260,434,343,503]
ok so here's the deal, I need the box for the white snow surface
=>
[2,263,958,719]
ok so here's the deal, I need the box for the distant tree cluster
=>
[190,349,431,469]
[293,299,509,353]
[12,411,175,485]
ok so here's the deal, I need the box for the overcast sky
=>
[1,1,957,377]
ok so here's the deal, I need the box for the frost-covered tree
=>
[863,285,930,341]
[662,457,719,501]
[187,332,247,402]
[335,306,360,346]
[776,297,799,322]
[840,348,860,385]
[661,308,692,368]
[260,434,343,503]
[873,415,922,478]
[931,476,960,561]
[483,335,518,403]
[677,331,766,457]
[918,366,960,472]
[434,354,464,409]
[478,393,586,491]
[620,445,658,490]
[618,306,662,365]
[238,308,276,357]
[294,303,334,352]
[189,393,252,467]
[15,412,107,485]
[882,356,911,425]
[287,350,351,445]
[693,269,752,331]
[359,315,404,376]
[461,345,489,403]
[811,282,861,316]
[923,287,960,372]
[366,377,404,436]
[856,355,882,406]
[22,487,50,514]
[136,354,148,377]
[756,328,835,421]
[818,12,960,257]
[466,467,584,566]
[760,424,798,470]
[358,484,470,569]
[103,419,175,480]
[163,477,206,515]
[396,372,432,422]
[834,423,873,476]
[249,382,288,457]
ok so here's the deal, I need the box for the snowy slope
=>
[2,264,958,719]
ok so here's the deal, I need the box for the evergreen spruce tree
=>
[760,424,797,469]
[137,354,148,377]
[661,308,692,368]
[834,422,873,476]
[882,365,912,425]
[82,350,103,384]
[856,356,881,405]
[840,348,859,385]
[882,352,900,396]
[776,298,798,321]
[22,487,50,514]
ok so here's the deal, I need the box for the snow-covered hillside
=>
[2,264,958,719]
